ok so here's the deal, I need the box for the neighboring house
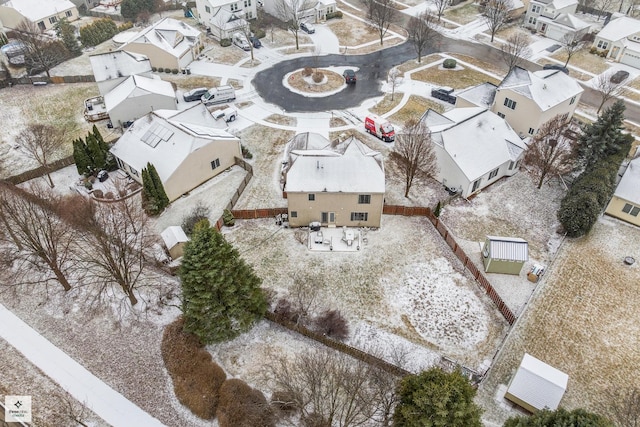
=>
[505,353,569,412]
[89,50,153,96]
[523,0,590,42]
[592,16,640,68]
[161,226,189,259]
[110,104,241,202]
[456,82,498,109]
[421,107,527,198]
[282,133,385,228]
[605,156,640,227]
[262,0,337,24]
[104,74,177,127]
[195,0,257,40]
[0,0,78,31]
[481,236,529,275]
[119,18,203,71]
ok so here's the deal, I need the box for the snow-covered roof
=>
[110,104,238,183]
[456,83,497,109]
[507,353,568,411]
[104,75,175,110]
[534,0,577,10]
[614,156,640,205]
[284,134,385,193]
[161,226,189,249]
[597,16,640,42]
[486,236,528,261]
[1,0,76,22]
[120,17,200,60]
[499,66,583,112]
[542,12,590,30]
[208,8,247,31]
[89,51,151,83]
[422,108,526,181]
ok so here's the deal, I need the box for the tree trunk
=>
[52,267,72,291]
[46,172,55,188]
[126,289,138,306]
[537,173,545,189]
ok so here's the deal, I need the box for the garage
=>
[621,50,640,69]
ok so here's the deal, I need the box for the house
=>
[104,74,177,127]
[505,353,569,412]
[0,0,78,31]
[523,0,590,42]
[110,104,241,202]
[481,236,528,274]
[195,0,257,40]
[89,50,153,96]
[161,226,189,259]
[605,156,640,226]
[491,66,583,138]
[455,82,498,109]
[262,0,337,24]
[119,18,203,71]
[592,16,640,68]
[421,107,527,198]
[282,133,385,228]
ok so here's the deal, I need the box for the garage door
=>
[545,27,566,42]
[621,51,640,69]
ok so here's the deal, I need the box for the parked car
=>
[543,64,569,74]
[343,69,356,84]
[300,22,315,34]
[183,87,208,102]
[431,86,456,104]
[97,170,109,182]
[250,36,262,48]
[610,70,630,84]
[232,32,251,51]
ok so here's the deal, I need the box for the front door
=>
[540,23,547,33]
[611,46,620,59]
[328,212,335,225]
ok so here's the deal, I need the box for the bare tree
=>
[408,10,441,63]
[389,119,439,198]
[53,392,90,427]
[289,271,322,323]
[499,32,532,72]
[431,0,450,21]
[0,183,75,292]
[13,20,69,77]
[364,0,399,45]
[482,0,514,42]
[594,73,627,114]
[275,0,315,50]
[15,123,67,188]
[602,386,640,427]
[595,0,616,19]
[560,32,586,67]
[523,115,577,188]
[388,67,402,101]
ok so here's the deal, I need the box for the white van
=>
[232,33,251,51]
[201,85,236,105]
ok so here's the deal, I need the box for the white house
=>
[605,156,640,227]
[523,0,590,42]
[0,0,78,31]
[89,50,153,96]
[262,0,337,24]
[592,16,640,68]
[195,0,257,40]
[110,104,242,202]
[421,107,527,198]
[104,75,177,127]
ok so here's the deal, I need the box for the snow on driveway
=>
[0,303,166,427]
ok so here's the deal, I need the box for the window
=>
[66,10,72,17]
[531,4,541,13]
[597,40,608,50]
[37,21,45,30]
[503,97,517,110]
[130,167,139,177]
[471,178,481,192]
[246,11,253,18]
[622,204,640,216]
[528,17,536,25]
[49,16,58,24]
[308,194,315,201]
[508,161,515,170]
[633,207,640,217]
[497,112,505,119]
[290,211,297,218]
[321,212,328,223]
[358,194,371,204]
[570,95,576,105]
[488,168,499,180]
[230,3,239,11]
[205,5,210,12]
[244,0,251,6]
[211,158,220,169]
[528,128,535,135]
[350,212,368,221]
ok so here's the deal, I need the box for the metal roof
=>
[487,235,528,262]
[507,353,568,411]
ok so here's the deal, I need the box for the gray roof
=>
[486,235,528,262]
[507,353,568,411]
[89,50,151,82]
[614,156,640,205]
[456,82,497,108]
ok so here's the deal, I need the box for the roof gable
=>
[90,51,152,83]
[507,353,568,411]
[597,16,640,42]
[121,17,200,59]
[104,75,174,109]
[614,156,640,205]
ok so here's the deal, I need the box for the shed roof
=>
[507,353,568,411]
[614,156,640,205]
[487,235,528,262]
[161,226,189,250]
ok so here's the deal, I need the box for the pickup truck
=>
[431,87,456,104]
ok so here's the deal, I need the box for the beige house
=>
[282,133,385,228]
[522,0,590,42]
[120,18,203,71]
[481,236,528,275]
[89,50,153,96]
[110,104,241,201]
[422,107,527,198]
[605,156,640,227]
[592,16,640,68]
[0,0,78,31]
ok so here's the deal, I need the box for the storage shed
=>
[505,353,568,413]
[481,235,528,275]
[161,226,189,259]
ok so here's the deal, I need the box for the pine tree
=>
[578,100,627,168]
[505,407,612,426]
[73,138,92,175]
[55,18,81,57]
[147,163,169,209]
[93,124,109,152]
[86,133,106,171]
[180,221,267,344]
[141,166,160,215]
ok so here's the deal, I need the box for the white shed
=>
[505,353,568,413]
[161,226,189,259]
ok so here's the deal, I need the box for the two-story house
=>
[523,0,590,42]
[262,0,337,25]
[196,0,257,40]
[592,16,640,68]
[282,133,385,228]
[605,155,640,227]
[0,0,78,31]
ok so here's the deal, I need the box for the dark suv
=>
[343,69,356,84]
[431,87,456,104]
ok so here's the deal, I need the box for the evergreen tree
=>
[180,221,267,344]
[147,163,169,209]
[578,100,628,168]
[93,124,108,152]
[504,407,612,427]
[55,18,82,57]
[73,138,92,175]
[141,166,160,215]
[86,133,106,171]
[394,367,482,427]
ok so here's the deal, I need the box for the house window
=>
[246,11,253,18]
[211,158,220,169]
[358,194,371,204]
[508,161,515,170]
[528,17,536,25]
[244,0,251,6]
[528,128,535,135]
[622,203,640,216]
[130,167,139,177]
[205,5,210,12]
[37,21,45,30]
[597,40,608,50]
[290,211,297,217]
[570,95,576,105]
[308,194,315,201]
[321,212,328,223]
[350,212,368,221]
[504,98,517,110]
[471,178,481,192]
[488,168,499,180]
[49,16,58,24]
[66,10,72,17]
[531,4,541,13]
[497,112,506,119]
[230,3,239,11]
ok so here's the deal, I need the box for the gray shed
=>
[161,226,189,259]
[481,236,528,275]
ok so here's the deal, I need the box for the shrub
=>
[303,412,330,427]
[274,298,301,323]
[312,71,324,83]
[443,58,457,69]
[217,379,275,427]
[326,10,343,19]
[79,18,118,47]
[254,28,266,38]
[222,209,235,226]
[182,203,211,237]
[165,68,172,73]
[302,67,313,77]
[220,38,232,47]
[270,390,298,413]
[434,201,442,217]
[557,192,601,237]
[104,192,114,199]
[152,66,157,72]
[241,144,253,159]
[172,68,179,74]
[92,189,103,198]
[590,46,598,54]
[313,309,349,340]
[157,67,164,73]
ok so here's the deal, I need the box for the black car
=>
[343,69,356,84]
[97,170,109,182]
[543,63,569,74]
[183,87,208,102]
[250,36,262,48]
[431,87,456,104]
[610,70,630,84]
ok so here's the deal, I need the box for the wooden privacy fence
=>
[5,155,75,185]
[231,208,288,219]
